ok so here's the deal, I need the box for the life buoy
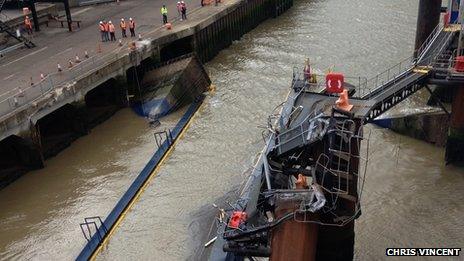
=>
[325,73,344,94]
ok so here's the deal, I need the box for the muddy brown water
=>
[1,0,464,260]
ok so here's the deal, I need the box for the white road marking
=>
[51,47,73,58]
[72,7,92,16]
[1,47,48,67]
[3,74,15,80]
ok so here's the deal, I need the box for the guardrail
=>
[0,46,128,121]
[354,56,415,99]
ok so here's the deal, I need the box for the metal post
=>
[28,0,40,32]
[457,0,464,53]
[64,0,73,32]
[414,0,441,55]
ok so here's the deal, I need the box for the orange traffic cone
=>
[336,89,353,111]
[165,23,172,30]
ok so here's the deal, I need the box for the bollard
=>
[129,41,136,50]
[75,55,81,63]
[97,43,102,53]
[40,73,45,80]
[138,33,142,41]
[118,39,123,46]
[68,59,73,68]
[57,63,62,72]
[84,50,89,58]
[30,76,33,86]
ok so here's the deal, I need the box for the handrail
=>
[356,55,415,99]
[415,22,443,60]
[355,25,451,100]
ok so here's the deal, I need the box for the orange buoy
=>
[336,89,353,111]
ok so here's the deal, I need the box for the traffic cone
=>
[84,50,89,58]
[165,23,172,30]
[57,63,62,72]
[68,59,73,68]
[335,89,353,111]
[75,55,81,63]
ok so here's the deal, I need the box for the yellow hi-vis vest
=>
[161,7,168,15]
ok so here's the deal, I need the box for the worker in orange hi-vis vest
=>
[120,18,127,38]
[99,21,106,42]
[103,20,110,42]
[24,16,33,35]
[128,17,136,37]
[108,21,116,41]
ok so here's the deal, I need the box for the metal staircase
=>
[0,0,35,48]
[356,25,457,122]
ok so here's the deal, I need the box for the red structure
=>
[325,73,344,94]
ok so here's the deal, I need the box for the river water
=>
[1,0,464,260]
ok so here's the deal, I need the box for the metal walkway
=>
[357,24,458,122]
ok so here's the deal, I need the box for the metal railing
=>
[353,23,452,99]
[354,56,415,99]
[415,22,443,61]
[0,47,127,120]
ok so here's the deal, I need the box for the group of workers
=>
[161,1,188,24]
[99,18,136,42]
